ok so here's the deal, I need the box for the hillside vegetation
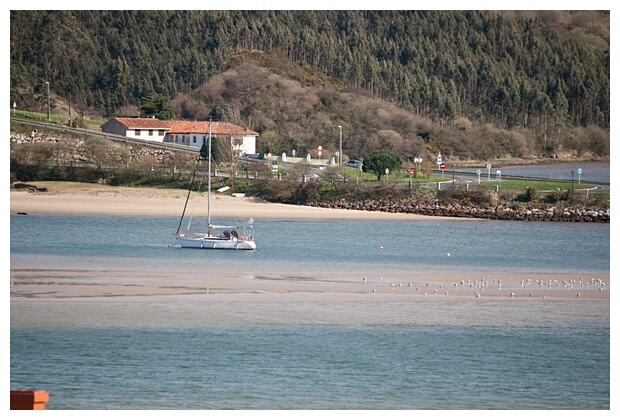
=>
[10,10,609,164]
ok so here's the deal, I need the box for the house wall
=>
[100,120,129,137]
[101,120,167,142]
[164,133,208,147]
[238,136,256,155]
[126,127,166,142]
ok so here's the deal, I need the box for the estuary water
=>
[10,214,610,410]
[9,214,610,275]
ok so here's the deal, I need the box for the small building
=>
[100,118,169,141]
[101,118,258,156]
[165,120,258,156]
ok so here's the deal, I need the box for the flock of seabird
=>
[364,275,607,298]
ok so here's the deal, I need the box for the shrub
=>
[547,188,570,203]
[516,186,538,202]
[437,188,492,206]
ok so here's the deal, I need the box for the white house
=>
[164,120,258,156]
[100,117,169,141]
[101,118,258,156]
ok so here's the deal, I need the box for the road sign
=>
[437,153,442,164]
[408,169,414,176]
[578,168,582,174]
[439,163,446,169]
[318,150,322,156]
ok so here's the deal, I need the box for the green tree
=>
[199,136,220,162]
[362,149,402,180]
[139,94,175,119]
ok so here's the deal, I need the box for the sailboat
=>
[174,122,256,250]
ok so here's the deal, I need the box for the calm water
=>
[10,214,610,409]
[9,214,610,274]
[11,325,609,410]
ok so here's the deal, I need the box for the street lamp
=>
[338,125,342,167]
[46,81,50,122]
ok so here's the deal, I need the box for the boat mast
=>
[207,120,212,234]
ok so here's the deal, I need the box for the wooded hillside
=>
[10,10,610,162]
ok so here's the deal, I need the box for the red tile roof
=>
[166,120,259,136]
[110,118,258,136]
[113,118,170,129]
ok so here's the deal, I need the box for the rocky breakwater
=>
[308,198,610,223]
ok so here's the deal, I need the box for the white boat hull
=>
[176,235,256,250]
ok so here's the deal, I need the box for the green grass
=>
[10,109,104,130]
[343,166,597,191]
[475,179,595,191]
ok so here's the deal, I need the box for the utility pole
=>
[46,81,50,122]
[338,125,343,181]
[338,125,342,167]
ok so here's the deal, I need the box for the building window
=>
[148,130,153,136]
[193,136,197,143]
[134,129,141,136]
[158,130,165,136]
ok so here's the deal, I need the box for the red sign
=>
[408,169,414,176]
[318,150,322,156]
[440,163,446,169]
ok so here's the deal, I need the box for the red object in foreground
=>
[10,389,49,410]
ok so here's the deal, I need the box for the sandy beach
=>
[10,181,609,328]
[9,181,445,220]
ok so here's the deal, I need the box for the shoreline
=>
[9,181,454,220]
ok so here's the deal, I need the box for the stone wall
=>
[308,198,610,222]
